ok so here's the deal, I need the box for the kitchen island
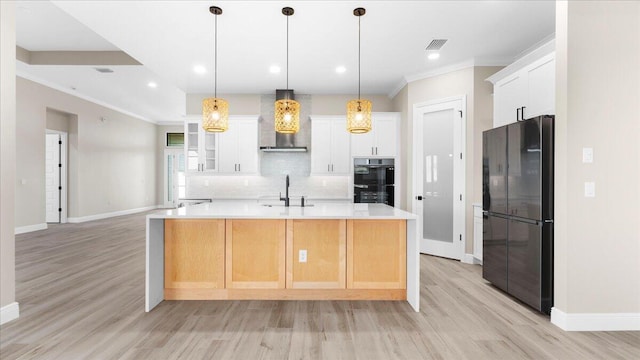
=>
[146,201,419,312]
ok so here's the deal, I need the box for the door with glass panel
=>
[164,149,186,208]
[413,98,465,260]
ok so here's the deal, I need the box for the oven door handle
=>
[354,184,369,189]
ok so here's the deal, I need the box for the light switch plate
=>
[582,148,593,163]
[299,249,307,263]
[584,182,595,197]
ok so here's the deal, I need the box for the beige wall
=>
[46,108,71,133]
[186,94,261,115]
[16,78,158,226]
[1,0,16,309]
[473,67,503,211]
[391,86,409,210]
[395,66,501,254]
[555,0,640,314]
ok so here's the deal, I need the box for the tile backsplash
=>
[187,174,350,200]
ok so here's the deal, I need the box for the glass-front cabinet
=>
[184,117,218,173]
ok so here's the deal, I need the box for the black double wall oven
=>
[353,158,395,206]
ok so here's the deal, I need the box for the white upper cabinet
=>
[184,115,258,174]
[184,117,218,173]
[217,116,259,174]
[488,45,555,128]
[351,112,400,157]
[310,116,350,175]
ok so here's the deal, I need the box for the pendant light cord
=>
[286,14,289,91]
[358,14,361,101]
[214,12,218,99]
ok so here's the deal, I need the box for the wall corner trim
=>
[551,307,640,331]
[14,223,47,235]
[0,302,20,325]
[67,206,159,223]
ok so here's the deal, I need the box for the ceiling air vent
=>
[94,67,114,73]
[425,39,447,51]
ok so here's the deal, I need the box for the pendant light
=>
[274,7,300,134]
[202,6,229,132]
[346,7,372,134]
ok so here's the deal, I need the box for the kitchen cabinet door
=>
[185,121,201,173]
[494,73,525,127]
[235,120,258,174]
[286,219,346,289]
[347,219,406,289]
[526,55,555,119]
[310,117,351,175]
[350,113,399,157]
[351,128,375,157]
[310,119,333,174]
[373,115,398,157]
[226,219,286,289]
[184,117,219,173]
[329,120,351,174]
[217,125,237,173]
[217,117,259,174]
[164,219,225,290]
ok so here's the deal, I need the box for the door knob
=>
[416,195,423,200]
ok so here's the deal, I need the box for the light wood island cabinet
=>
[146,202,419,311]
[347,220,406,289]
[164,219,225,290]
[226,219,286,289]
[286,219,346,289]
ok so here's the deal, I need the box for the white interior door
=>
[164,149,185,208]
[413,98,465,260]
[45,133,61,223]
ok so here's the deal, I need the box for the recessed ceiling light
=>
[427,53,440,60]
[269,65,281,74]
[148,82,158,88]
[193,65,207,74]
[335,66,347,74]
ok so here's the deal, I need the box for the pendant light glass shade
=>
[202,97,229,132]
[202,6,228,132]
[275,7,300,134]
[346,99,372,134]
[347,7,371,134]
[275,98,300,134]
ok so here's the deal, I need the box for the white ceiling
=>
[15,0,556,123]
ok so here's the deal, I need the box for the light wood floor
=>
[1,211,638,360]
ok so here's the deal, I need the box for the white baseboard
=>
[551,307,640,331]
[462,253,481,265]
[15,223,47,235]
[0,302,20,325]
[67,205,159,223]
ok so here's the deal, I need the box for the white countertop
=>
[148,201,416,220]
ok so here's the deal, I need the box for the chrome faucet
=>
[280,175,290,207]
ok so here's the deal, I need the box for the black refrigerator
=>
[482,115,554,314]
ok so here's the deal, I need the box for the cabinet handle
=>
[516,107,521,121]
[331,164,334,172]
[371,147,374,155]
[376,147,378,155]
[328,164,330,172]
[238,163,241,172]
[521,106,526,120]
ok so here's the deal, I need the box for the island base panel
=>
[165,288,406,301]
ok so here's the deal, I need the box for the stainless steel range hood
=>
[260,89,308,152]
